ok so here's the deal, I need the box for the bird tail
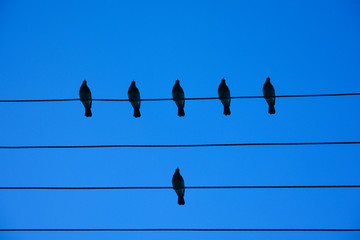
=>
[178,196,185,205]
[85,108,92,117]
[134,108,141,118]
[177,108,185,117]
[224,106,231,116]
[268,105,275,114]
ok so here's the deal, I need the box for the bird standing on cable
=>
[79,80,92,117]
[128,80,141,118]
[263,77,276,114]
[172,168,185,205]
[218,78,231,115]
[172,79,185,117]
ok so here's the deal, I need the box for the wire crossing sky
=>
[0,185,359,190]
[0,141,359,149]
[0,228,359,232]
[0,1,360,240]
[0,92,359,102]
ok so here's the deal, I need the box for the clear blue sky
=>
[0,0,360,239]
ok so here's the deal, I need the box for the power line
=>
[0,228,359,232]
[0,141,359,149]
[0,92,359,103]
[0,185,359,190]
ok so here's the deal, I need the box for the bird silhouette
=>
[79,80,92,117]
[263,77,276,114]
[218,78,231,115]
[172,79,185,117]
[128,80,141,118]
[172,168,185,205]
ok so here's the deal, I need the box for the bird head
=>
[131,80,136,86]
[266,77,270,82]
[175,168,180,173]
[221,78,226,84]
[83,80,87,84]
[175,79,180,84]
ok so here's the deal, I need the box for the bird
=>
[172,79,185,117]
[79,80,92,117]
[128,80,141,118]
[218,78,231,115]
[172,168,185,205]
[263,77,276,114]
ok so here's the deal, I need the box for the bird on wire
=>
[218,78,231,116]
[172,168,185,205]
[172,79,185,117]
[128,80,141,118]
[263,77,276,114]
[79,80,92,117]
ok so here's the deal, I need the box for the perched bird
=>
[262,77,276,114]
[218,78,231,115]
[172,79,185,117]
[79,80,92,117]
[128,80,141,118]
[172,168,185,205]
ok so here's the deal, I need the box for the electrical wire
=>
[0,92,359,103]
[0,185,359,190]
[0,141,359,149]
[0,228,358,232]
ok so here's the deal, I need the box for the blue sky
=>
[0,0,360,239]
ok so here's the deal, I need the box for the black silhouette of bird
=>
[79,80,92,117]
[128,80,141,118]
[172,79,185,117]
[263,77,276,114]
[172,168,185,205]
[218,78,231,115]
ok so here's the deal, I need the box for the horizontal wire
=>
[0,141,359,149]
[0,92,359,103]
[0,228,359,232]
[0,185,359,190]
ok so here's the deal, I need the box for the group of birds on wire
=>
[38,77,271,205]
[79,77,276,118]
